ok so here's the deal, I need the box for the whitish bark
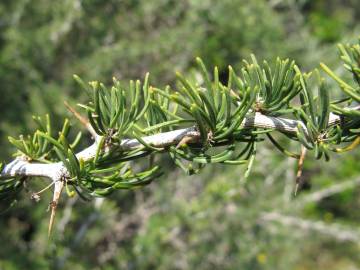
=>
[0,111,346,182]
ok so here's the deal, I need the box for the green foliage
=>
[243,56,299,116]
[1,1,360,269]
[306,0,356,43]
[8,115,82,162]
[0,0,315,160]
[3,40,360,203]
[8,115,53,161]
[0,161,22,212]
[322,41,360,116]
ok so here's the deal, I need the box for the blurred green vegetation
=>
[0,0,359,269]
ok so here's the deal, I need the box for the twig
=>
[31,181,55,201]
[260,211,360,243]
[297,176,360,206]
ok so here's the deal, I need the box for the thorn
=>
[48,180,64,237]
[294,183,299,196]
[294,146,307,196]
[64,100,97,139]
[64,101,88,127]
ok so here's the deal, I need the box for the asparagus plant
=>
[1,40,360,235]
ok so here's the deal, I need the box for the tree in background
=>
[0,0,360,269]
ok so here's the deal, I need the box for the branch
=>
[260,211,360,243]
[0,110,347,181]
[1,158,66,180]
[0,103,355,236]
[297,176,360,206]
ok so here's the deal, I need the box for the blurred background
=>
[0,0,360,269]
